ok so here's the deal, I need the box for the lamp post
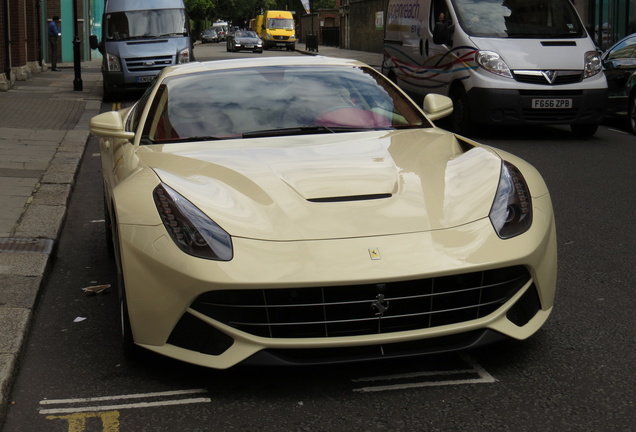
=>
[72,0,83,91]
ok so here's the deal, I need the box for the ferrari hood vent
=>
[308,193,393,203]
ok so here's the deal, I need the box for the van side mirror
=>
[89,35,104,54]
[433,21,453,46]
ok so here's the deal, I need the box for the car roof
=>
[159,56,369,79]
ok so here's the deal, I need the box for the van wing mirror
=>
[423,94,453,121]
[89,35,104,54]
[433,21,453,46]
[89,35,99,50]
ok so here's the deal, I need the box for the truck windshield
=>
[267,18,294,30]
[105,9,187,41]
[453,0,586,38]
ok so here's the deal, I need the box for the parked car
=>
[89,56,557,369]
[227,30,263,53]
[602,33,636,134]
[212,22,228,41]
[201,28,219,43]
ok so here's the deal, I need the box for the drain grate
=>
[0,238,54,254]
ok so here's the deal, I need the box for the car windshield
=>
[141,65,431,144]
[453,0,586,38]
[267,18,294,30]
[236,31,258,38]
[105,9,187,41]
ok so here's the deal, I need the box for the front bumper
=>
[119,194,556,369]
[467,87,607,126]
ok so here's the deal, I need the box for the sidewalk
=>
[0,58,102,420]
[0,45,383,423]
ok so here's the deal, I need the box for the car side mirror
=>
[90,111,136,140]
[423,94,453,121]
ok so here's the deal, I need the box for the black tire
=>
[387,71,398,86]
[570,123,598,137]
[629,91,636,135]
[450,86,473,136]
[102,82,115,103]
[111,211,147,361]
[103,193,114,256]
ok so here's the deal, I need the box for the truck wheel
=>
[450,86,473,136]
[570,123,598,137]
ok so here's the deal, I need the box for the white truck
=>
[382,0,608,136]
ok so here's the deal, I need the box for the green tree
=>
[185,0,216,21]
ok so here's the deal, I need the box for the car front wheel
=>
[629,91,636,135]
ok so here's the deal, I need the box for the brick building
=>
[0,0,94,91]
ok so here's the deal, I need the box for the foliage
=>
[186,0,336,26]
[185,0,216,21]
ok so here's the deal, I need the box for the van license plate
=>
[532,98,572,109]
[136,76,154,83]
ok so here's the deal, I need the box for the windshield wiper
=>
[242,125,379,138]
[157,136,229,143]
[154,32,187,38]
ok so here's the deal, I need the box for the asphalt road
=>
[2,44,635,432]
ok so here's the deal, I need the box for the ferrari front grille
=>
[191,266,531,338]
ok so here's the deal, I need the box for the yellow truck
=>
[256,10,296,51]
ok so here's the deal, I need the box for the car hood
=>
[235,37,260,43]
[139,129,503,241]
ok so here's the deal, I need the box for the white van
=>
[90,0,193,101]
[212,22,229,41]
[382,0,608,136]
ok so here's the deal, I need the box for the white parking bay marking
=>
[39,389,211,415]
[352,355,496,392]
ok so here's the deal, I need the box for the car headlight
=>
[489,161,532,239]
[583,50,602,78]
[177,47,190,64]
[476,50,513,79]
[105,52,121,72]
[153,183,233,261]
